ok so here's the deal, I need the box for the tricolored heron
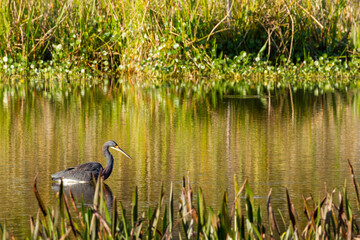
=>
[51,140,132,183]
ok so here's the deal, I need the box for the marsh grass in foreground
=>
[2,160,360,239]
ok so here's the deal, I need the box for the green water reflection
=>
[0,82,360,237]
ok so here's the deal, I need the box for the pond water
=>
[1,82,360,237]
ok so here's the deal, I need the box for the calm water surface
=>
[1,83,360,237]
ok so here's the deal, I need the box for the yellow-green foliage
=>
[0,0,359,73]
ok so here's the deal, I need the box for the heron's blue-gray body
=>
[51,162,106,182]
[51,140,131,182]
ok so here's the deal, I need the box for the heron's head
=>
[106,140,132,160]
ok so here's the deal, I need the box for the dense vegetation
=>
[0,0,360,91]
[2,1,360,238]
[1,161,360,239]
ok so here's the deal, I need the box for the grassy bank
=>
[0,0,359,84]
[1,161,360,239]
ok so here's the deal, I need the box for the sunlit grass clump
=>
[2,161,360,239]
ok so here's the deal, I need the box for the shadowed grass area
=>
[0,0,359,81]
[1,160,360,239]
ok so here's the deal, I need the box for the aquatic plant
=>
[0,0,359,79]
[1,160,360,239]
[1,0,360,95]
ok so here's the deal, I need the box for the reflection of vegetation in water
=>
[2,83,360,237]
[2,165,360,239]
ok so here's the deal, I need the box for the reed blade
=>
[33,173,47,216]
[286,188,297,230]
[169,182,174,235]
[131,186,138,228]
[93,174,101,209]
[119,201,129,238]
[347,159,360,209]
[245,181,254,223]
[267,188,280,235]
[63,191,77,237]
[111,196,117,237]
[197,187,206,237]
[0,222,6,240]
[151,183,164,238]
[32,210,40,240]
[162,205,168,235]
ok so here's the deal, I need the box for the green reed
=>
[0,0,359,79]
[1,160,360,239]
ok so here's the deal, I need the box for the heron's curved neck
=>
[102,146,114,180]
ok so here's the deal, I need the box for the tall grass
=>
[2,160,360,238]
[0,0,359,77]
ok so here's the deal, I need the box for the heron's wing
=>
[76,162,103,171]
[63,167,75,172]
[51,162,103,181]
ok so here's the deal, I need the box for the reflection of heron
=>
[52,182,114,212]
[51,140,132,182]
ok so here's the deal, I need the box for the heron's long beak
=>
[111,145,132,160]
